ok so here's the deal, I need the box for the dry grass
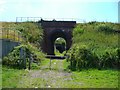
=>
[0,22,23,42]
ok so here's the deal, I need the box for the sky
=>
[0,0,119,23]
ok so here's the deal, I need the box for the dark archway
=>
[38,20,76,55]
[48,29,71,55]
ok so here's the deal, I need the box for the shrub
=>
[73,25,84,35]
[2,22,45,69]
[96,24,114,33]
[100,48,119,69]
[67,44,95,70]
[3,44,45,69]
[88,21,97,25]
[15,22,43,47]
[67,22,119,70]
[67,45,120,70]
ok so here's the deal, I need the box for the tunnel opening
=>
[39,20,76,55]
[54,37,66,56]
[49,29,70,55]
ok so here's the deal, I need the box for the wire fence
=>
[16,17,88,23]
[16,17,42,22]
[0,28,23,42]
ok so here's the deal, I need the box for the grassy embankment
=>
[67,22,120,70]
[1,22,120,88]
[0,22,22,41]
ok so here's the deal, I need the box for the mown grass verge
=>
[2,61,119,88]
[70,69,118,88]
[2,66,28,88]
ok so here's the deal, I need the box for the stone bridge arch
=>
[38,20,76,55]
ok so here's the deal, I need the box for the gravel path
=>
[18,60,73,88]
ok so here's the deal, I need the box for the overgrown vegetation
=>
[1,21,119,88]
[3,44,44,69]
[2,22,43,47]
[2,22,45,69]
[15,22,43,47]
[67,22,120,70]
[54,37,66,54]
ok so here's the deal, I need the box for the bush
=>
[2,22,45,69]
[15,22,43,47]
[67,45,94,70]
[73,25,84,35]
[67,44,120,70]
[3,44,45,69]
[99,48,119,69]
[97,24,114,33]
[67,22,119,70]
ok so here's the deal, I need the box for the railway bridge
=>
[38,19,76,55]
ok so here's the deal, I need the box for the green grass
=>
[2,66,28,88]
[2,60,119,88]
[67,22,119,69]
[54,49,65,56]
[0,64,2,89]
[73,24,118,49]
[1,22,119,88]
[70,69,118,88]
[0,30,23,42]
[1,22,43,47]
[0,22,22,42]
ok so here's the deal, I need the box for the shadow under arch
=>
[47,29,72,55]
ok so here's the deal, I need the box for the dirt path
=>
[12,59,118,88]
[17,60,73,88]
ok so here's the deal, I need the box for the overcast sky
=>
[0,0,119,23]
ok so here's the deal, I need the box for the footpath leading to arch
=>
[17,60,74,88]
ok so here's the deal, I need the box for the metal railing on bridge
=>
[16,17,87,23]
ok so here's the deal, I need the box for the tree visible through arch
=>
[54,37,66,55]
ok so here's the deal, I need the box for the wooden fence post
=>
[29,53,33,70]
[23,48,26,69]
[20,47,26,69]
[20,47,23,69]
[49,57,52,70]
